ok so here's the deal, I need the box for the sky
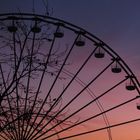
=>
[0,0,140,140]
[0,0,140,79]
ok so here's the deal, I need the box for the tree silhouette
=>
[0,13,139,140]
[0,14,72,140]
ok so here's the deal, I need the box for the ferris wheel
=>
[0,13,139,140]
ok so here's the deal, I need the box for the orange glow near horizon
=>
[0,2,139,138]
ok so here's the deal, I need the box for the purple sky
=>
[0,1,140,139]
[0,0,140,80]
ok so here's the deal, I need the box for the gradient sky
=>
[0,0,140,140]
[0,0,139,79]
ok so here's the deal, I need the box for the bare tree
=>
[0,12,139,140]
[0,14,71,140]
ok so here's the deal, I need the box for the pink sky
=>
[0,1,140,140]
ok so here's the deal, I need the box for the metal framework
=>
[0,13,139,140]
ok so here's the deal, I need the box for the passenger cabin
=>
[31,26,41,33]
[111,62,122,73]
[137,103,140,110]
[75,35,85,47]
[126,83,136,91]
[111,67,121,73]
[54,28,64,38]
[94,47,104,58]
[8,25,17,33]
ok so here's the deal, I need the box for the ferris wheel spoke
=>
[59,117,140,140]
[61,69,113,140]
[0,63,18,139]
[0,111,15,140]
[12,21,22,140]
[20,29,37,139]
[43,95,139,140]
[30,60,116,140]
[0,132,11,140]
[0,13,139,140]
[35,76,128,140]
[24,25,59,139]
[26,33,81,140]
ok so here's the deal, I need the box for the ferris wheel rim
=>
[0,12,139,93]
[0,12,139,140]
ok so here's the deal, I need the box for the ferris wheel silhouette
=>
[0,13,139,140]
